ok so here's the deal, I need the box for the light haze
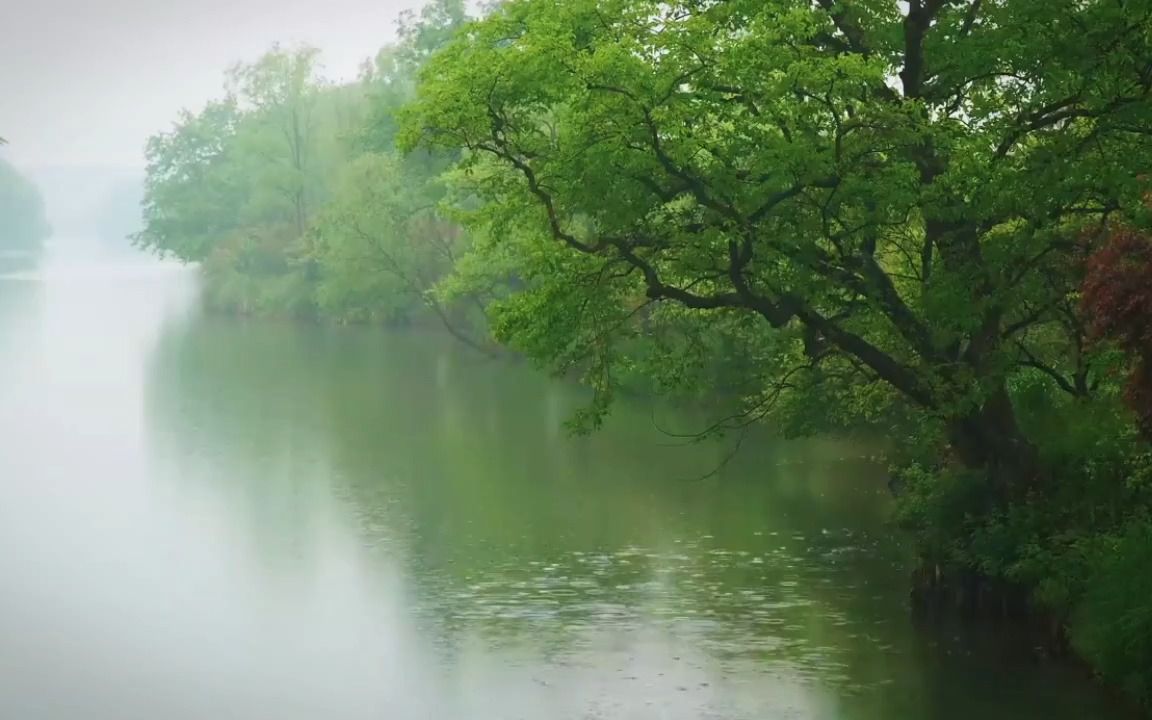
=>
[0,0,427,169]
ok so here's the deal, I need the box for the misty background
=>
[0,0,427,242]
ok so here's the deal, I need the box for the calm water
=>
[0,241,1129,719]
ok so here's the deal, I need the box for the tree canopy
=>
[134,2,488,335]
[402,0,1152,483]
[136,0,1152,704]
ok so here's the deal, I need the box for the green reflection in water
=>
[141,308,1131,720]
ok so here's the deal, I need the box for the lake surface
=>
[0,241,1130,719]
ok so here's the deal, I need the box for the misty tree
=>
[136,99,246,261]
[311,152,493,351]
[136,5,477,324]
[229,44,325,236]
[308,0,495,348]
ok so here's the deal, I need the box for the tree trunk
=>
[1129,355,1152,443]
[946,383,1043,498]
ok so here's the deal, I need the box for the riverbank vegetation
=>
[137,0,1152,707]
[136,3,492,349]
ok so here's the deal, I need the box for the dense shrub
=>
[1071,519,1152,705]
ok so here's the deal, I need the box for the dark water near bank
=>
[0,242,1130,719]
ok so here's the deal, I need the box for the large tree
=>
[228,44,325,236]
[403,0,1152,493]
[137,99,245,261]
[309,0,491,339]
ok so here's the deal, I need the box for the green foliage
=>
[133,48,361,314]
[136,0,1152,705]
[137,7,478,335]
[1071,518,1152,705]
[893,463,991,565]
[137,99,246,262]
[310,152,470,326]
[200,223,317,317]
[895,391,1152,705]
[310,155,414,323]
[399,0,1152,706]
[303,0,491,343]
[402,0,1152,461]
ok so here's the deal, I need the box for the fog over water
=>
[0,241,1131,719]
[0,2,1147,718]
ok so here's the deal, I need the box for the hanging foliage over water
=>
[137,0,1152,707]
[399,0,1152,705]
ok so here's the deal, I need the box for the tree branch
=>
[1015,340,1081,397]
[814,0,872,57]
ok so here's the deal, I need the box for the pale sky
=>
[0,0,430,170]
